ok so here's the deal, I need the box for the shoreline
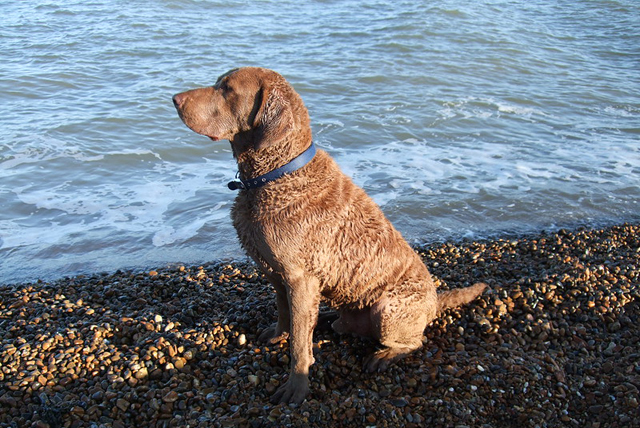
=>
[1,223,638,427]
[4,217,640,288]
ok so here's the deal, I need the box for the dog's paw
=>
[364,351,390,372]
[364,347,411,372]
[258,325,289,344]
[270,374,309,405]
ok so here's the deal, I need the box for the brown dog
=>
[173,67,487,404]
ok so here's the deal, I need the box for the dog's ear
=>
[252,84,294,150]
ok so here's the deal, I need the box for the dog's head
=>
[173,67,310,157]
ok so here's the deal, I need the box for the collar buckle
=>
[227,180,246,190]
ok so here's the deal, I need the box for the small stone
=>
[116,398,130,412]
[603,342,616,356]
[237,334,247,346]
[0,394,17,407]
[379,388,391,397]
[149,398,160,410]
[391,398,408,407]
[269,407,282,419]
[609,321,621,332]
[589,405,603,414]
[163,391,179,403]
[70,406,85,416]
[279,354,290,364]
[176,358,187,370]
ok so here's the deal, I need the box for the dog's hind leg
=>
[365,282,438,372]
[330,306,375,337]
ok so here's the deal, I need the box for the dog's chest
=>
[231,195,303,268]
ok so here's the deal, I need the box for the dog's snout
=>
[172,93,185,109]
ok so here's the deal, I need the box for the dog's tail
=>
[437,282,488,313]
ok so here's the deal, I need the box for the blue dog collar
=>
[228,142,317,191]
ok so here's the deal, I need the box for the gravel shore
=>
[1,223,639,428]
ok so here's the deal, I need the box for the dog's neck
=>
[228,141,316,190]
[232,129,313,178]
[228,127,314,187]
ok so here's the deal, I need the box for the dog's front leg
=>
[259,274,291,343]
[270,273,320,405]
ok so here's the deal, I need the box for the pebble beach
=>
[1,223,639,428]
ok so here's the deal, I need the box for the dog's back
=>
[232,149,433,309]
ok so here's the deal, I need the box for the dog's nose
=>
[172,93,185,109]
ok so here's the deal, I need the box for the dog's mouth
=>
[191,129,220,142]
[185,128,221,142]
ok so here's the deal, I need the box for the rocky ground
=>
[1,223,639,428]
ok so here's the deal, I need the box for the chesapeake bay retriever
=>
[173,67,487,404]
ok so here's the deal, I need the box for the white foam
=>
[3,145,235,254]
[152,219,206,247]
[436,97,548,123]
[602,105,639,118]
[497,103,545,118]
[0,136,160,177]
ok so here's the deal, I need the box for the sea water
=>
[1,0,639,283]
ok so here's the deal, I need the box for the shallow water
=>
[1,0,639,283]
